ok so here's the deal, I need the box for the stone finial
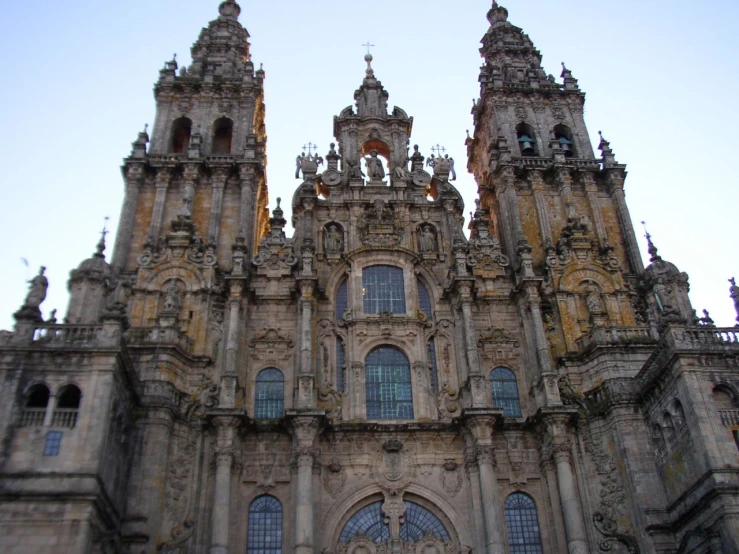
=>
[598,131,618,167]
[95,217,110,259]
[641,222,661,263]
[487,1,509,25]
[218,0,241,19]
[729,277,739,324]
[364,52,374,78]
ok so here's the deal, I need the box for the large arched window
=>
[336,280,348,322]
[504,493,543,554]
[212,117,233,154]
[247,495,283,554]
[363,266,406,314]
[339,500,450,544]
[490,367,522,417]
[255,369,284,419]
[170,117,192,153]
[366,347,413,420]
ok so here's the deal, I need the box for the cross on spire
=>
[101,216,110,239]
[431,144,447,156]
[363,42,375,55]
[303,142,317,156]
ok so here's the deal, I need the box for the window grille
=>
[336,280,348,322]
[363,266,406,314]
[366,347,413,420]
[336,338,346,392]
[255,369,284,419]
[247,495,283,554]
[504,493,543,554]
[427,339,439,393]
[339,500,449,544]
[490,367,522,418]
[417,279,432,321]
[44,431,63,456]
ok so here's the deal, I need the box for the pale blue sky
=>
[0,0,737,329]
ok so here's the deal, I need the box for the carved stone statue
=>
[23,266,48,310]
[585,283,605,316]
[325,224,343,254]
[730,277,739,322]
[365,150,385,180]
[163,280,181,313]
[419,225,437,253]
[653,278,671,313]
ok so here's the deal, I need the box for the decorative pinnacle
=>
[95,217,110,258]
[641,221,661,262]
[363,42,375,77]
[218,1,241,19]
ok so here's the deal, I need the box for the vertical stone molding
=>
[582,172,608,246]
[529,170,553,247]
[497,167,524,260]
[221,280,243,407]
[112,163,144,270]
[237,164,255,247]
[607,171,644,274]
[208,166,230,247]
[148,166,173,248]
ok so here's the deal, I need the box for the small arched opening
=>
[22,384,50,427]
[170,117,192,153]
[212,117,233,154]
[553,124,576,157]
[53,385,81,428]
[516,123,538,156]
[361,140,391,183]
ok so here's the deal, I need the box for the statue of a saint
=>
[23,266,48,310]
[392,158,409,181]
[652,278,671,313]
[365,150,385,180]
[419,225,436,252]
[325,224,343,254]
[585,283,605,316]
[163,281,181,313]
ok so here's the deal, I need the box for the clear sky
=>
[0,0,737,330]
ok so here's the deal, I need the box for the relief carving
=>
[249,328,295,360]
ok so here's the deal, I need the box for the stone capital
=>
[288,415,322,447]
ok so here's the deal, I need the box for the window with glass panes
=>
[363,266,406,314]
[365,347,413,420]
[247,495,283,554]
[336,338,346,392]
[255,368,284,419]
[339,500,450,544]
[504,493,543,554]
[490,367,522,417]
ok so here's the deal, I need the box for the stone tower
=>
[1,3,738,554]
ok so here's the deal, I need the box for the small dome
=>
[69,237,112,283]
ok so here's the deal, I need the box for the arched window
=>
[504,493,543,554]
[336,338,346,393]
[255,369,284,419]
[339,500,450,544]
[52,385,81,428]
[553,124,575,157]
[366,347,413,420]
[170,117,192,153]
[363,266,406,314]
[490,368,522,418]
[427,338,439,393]
[22,384,49,427]
[247,495,283,554]
[212,117,233,154]
[336,280,348,322]
[670,399,686,432]
[417,279,432,321]
[516,123,538,156]
[663,412,676,446]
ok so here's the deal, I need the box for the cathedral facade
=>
[1,2,739,554]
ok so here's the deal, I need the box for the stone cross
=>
[431,144,447,156]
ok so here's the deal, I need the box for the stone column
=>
[465,453,488,553]
[290,418,320,554]
[148,167,172,248]
[221,281,243,407]
[523,285,561,405]
[582,173,608,246]
[112,163,144,270]
[607,171,644,274]
[208,167,229,248]
[209,417,239,554]
[545,414,589,554]
[457,282,486,407]
[237,164,256,247]
[465,415,506,554]
[297,281,315,408]
[497,166,524,260]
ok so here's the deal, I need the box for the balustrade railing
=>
[719,409,739,427]
[125,327,194,353]
[32,325,101,345]
[51,408,78,428]
[20,408,46,427]
[577,326,655,350]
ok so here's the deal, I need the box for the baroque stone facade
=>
[1,2,738,554]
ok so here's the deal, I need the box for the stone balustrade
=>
[577,326,655,351]
[719,409,739,427]
[125,326,195,354]
[20,408,46,427]
[51,408,78,428]
[32,325,102,346]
